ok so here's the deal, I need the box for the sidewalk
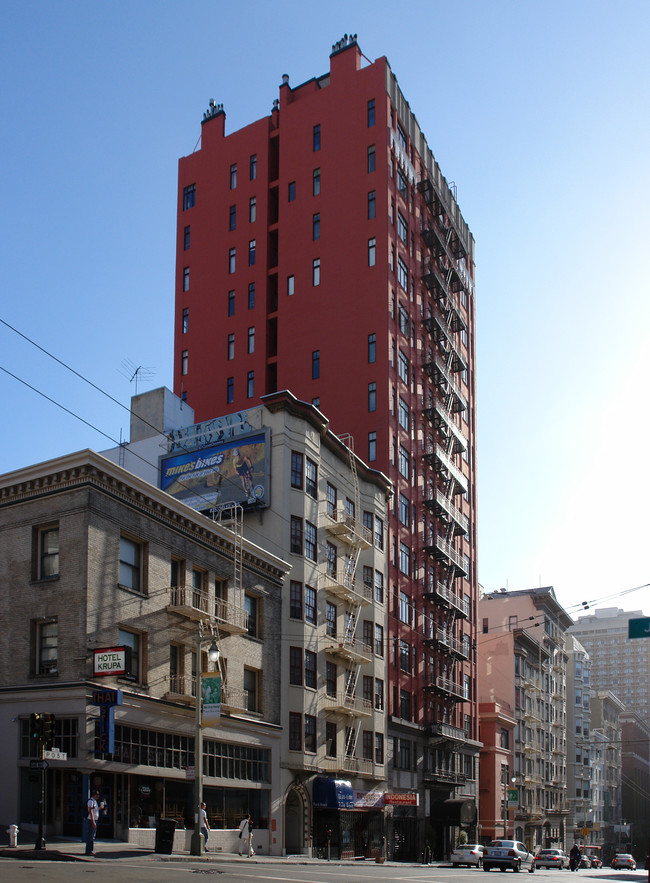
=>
[0,837,444,867]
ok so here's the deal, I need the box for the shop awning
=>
[431,798,477,826]
[313,777,354,809]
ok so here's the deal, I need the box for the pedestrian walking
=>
[238,813,254,856]
[200,802,210,851]
[85,789,100,856]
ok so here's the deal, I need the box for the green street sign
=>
[628,617,650,639]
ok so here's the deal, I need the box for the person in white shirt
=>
[238,813,254,856]
[85,789,100,856]
[200,802,210,851]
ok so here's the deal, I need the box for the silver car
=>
[483,840,536,873]
[452,844,486,867]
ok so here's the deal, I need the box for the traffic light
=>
[30,712,43,742]
[41,713,55,750]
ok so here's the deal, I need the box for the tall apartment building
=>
[591,691,624,857]
[568,608,650,728]
[103,387,391,858]
[564,635,597,850]
[173,35,478,859]
[478,588,571,851]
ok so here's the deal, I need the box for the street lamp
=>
[190,631,220,856]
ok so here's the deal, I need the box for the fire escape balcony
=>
[423,534,467,576]
[424,581,468,619]
[422,357,468,413]
[164,675,195,704]
[168,585,211,620]
[213,598,249,635]
[426,722,466,743]
[323,634,372,665]
[423,488,469,536]
[220,685,248,714]
[423,443,468,495]
[423,627,469,660]
[423,674,466,702]
[321,691,372,717]
[422,401,468,454]
[321,570,372,606]
[322,506,372,548]
[423,767,467,785]
[429,311,468,373]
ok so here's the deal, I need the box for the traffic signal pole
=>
[35,738,46,850]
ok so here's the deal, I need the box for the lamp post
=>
[190,631,220,857]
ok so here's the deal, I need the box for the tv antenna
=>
[119,358,156,395]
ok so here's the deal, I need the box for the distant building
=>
[478,700,516,843]
[590,691,624,859]
[172,35,479,861]
[478,587,572,851]
[619,711,650,863]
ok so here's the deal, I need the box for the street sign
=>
[44,749,67,760]
[30,760,48,770]
[581,827,590,837]
[628,617,650,639]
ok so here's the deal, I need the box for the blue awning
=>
[313,777,354,809]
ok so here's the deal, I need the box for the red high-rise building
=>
[174,36,478,857]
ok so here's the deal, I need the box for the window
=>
[363,620,373,649]
[326,541,337,577]
[398,445,409,478]
[398,257,408,290]
[326,721,337,756]
[375,678,384,711]
[248,239,256,266]
[399,689,412,721]
[312,213,320,240]
[399,591,412,624]
[313,167,321,195]
[289,712,302,750]
[182,308,189,334]
[118,628,141,681]
[249,153,257,180]
[313,124,320,151]
[397,167,407,197]
[229,163,237,189]
[248,282,255,309]
[368,332,376,363]
[304,650,316,689]
[247,371,254,398]
[326,601,337,638]
[363,511,373,538]
[368,431,376,462]
[228,290,235,316]
[227,333,235,360]
[289,646,302,685]
[183,225,190,250]
[368,381,376,411]
[368,237,376,267]
[363,675,373,704]
[398,396,409,430]
[290,516,303,554]
[374,516,384,550]
[288,181,296,201]
[367,98,375,127]
[368,190,376,219]
[244,667,259,712]
[289,580,302,619]
[305,458,317,498]
[226,376,234,403]
[119,536,143,591]
[36,525,59,579]
[399,640,411,672]
[363,731,373,761]
[367,145,375,172]
[249,196,256,223]
[305,585,317,623]
[248,326,255,354]
[304,714,316,752]
[398,349,408,383]
[375,623,384,656]
[305,522,317,562]
[375,733,384,763]
[183,266,190,291]
[326,482,337,518]
[229,204,236,231]
[399,542,410,575]
[245,594,259,638]
[291,451,304,489]
[374,571,384,603]
[36,618,58,675]
[326,660,337,696]
[312,258,320,286]
[228,247,236,274]
[397,211,407,243]
[183,183,195,210]
[287,275,294,296]
[312,350,320,379]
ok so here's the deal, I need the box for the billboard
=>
[160,429,269,513]
[202,674,221,727]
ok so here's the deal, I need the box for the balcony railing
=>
[220,685,248,714]
[424,767,467,784]
[423,675,466,701]
[426,722,466,743]
[422,400,468,453]
[423,534,468,576]
[423,627,469,660]
[323,634,372,664]
[423,488,469,535]
[322,692,372,717]
[321,506,372,548]
[423,443,468,495]
[214,598,249,635]
[168,585,211,619]
[320,571,372,606]
[424,580,468,618]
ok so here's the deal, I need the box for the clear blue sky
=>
[1,0,648,617]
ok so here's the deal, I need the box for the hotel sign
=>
[94,646,127,677]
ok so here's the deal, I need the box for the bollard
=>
[8,824,19,847]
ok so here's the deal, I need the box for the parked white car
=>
[452,844,486,867]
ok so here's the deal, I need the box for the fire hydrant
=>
[7,824,19,847]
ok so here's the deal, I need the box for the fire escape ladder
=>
[345,721,360,758]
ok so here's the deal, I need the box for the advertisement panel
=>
[160,429,269,513]
[202,674,221,727]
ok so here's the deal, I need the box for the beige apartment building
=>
[478,587,571,850]
[102,387,392,858]
[0,448,288,851]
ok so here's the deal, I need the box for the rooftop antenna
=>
[119,358,156,395]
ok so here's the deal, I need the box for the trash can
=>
[155,818,177,855]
